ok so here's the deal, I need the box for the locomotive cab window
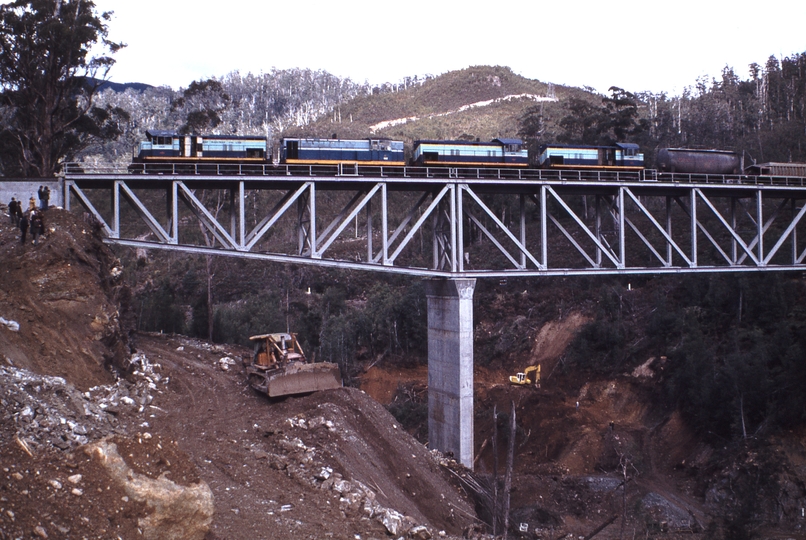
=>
[371,140,392,152]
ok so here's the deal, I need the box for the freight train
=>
[129,129,804,179]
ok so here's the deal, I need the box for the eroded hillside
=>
[0,211,475,539]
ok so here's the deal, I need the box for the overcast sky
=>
[92,0,806,96]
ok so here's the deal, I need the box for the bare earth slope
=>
[137,333,474,539]
[0,210,475,539]
[0,209,131,390]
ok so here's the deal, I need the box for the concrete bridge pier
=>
[425,278,475,469]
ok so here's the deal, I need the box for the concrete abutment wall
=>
[0,179,63,214]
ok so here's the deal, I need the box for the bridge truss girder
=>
[63,175,806,277]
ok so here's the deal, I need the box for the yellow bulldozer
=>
[509,364,540,387]
[244,332,342,397]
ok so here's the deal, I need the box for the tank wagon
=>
[656,148,741,175]
[412,138,528,167]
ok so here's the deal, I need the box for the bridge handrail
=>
[61,161,806,187]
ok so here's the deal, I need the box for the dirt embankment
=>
[0,209,133,389]
[364,311,806,539]
[0,211,476,539]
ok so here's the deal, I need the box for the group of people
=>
[8,185,50,246]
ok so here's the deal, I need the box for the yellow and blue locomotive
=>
[133,130,267,163]
[412,138,528,168]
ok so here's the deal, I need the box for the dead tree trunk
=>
[502,400,516,539]
[619,454,629,539]
[205,254,214,341]
[492,405,498,536]
[584,515,619,540]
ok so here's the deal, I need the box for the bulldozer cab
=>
[250,333,306,367]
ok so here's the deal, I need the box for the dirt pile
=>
[133,333,475,539]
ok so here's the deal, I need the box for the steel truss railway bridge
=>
[57,164,806,467]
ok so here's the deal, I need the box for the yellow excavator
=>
[245,333,342,397]
[509,364,540,387]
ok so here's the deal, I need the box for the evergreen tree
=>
[0,0,126,176]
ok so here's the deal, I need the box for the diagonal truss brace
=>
[622,188,692,267]
[388,185,452,265]
[177,182,238,250]
[736,198,787,265]
[461,185,544,270]
[65,181,115,238]
[763,200,806,265]
[372,191,429,265]
[244,183,310,251]
[693,189,760,266]
[117,182,174,244]
[543,186,623,269]
[316,185,382,257]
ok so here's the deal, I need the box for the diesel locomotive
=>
[133,130,267,162]
[281,137,405,166]
[536,143,643,170]
[412,138,528,167]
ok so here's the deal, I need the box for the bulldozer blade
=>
[266,362,342,397]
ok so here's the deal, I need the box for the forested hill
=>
[287,66,564,143]
[81,54,806,170]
